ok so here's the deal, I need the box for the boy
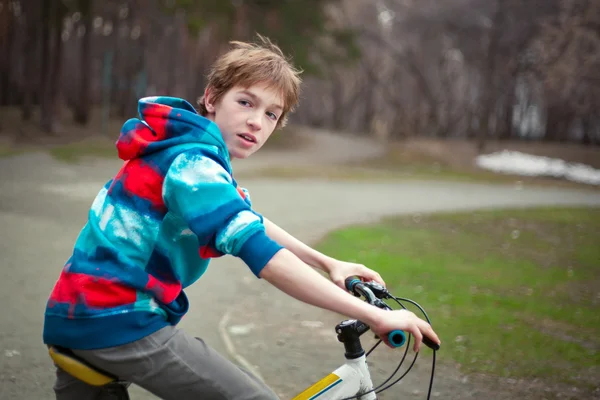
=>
[43,35,440,399]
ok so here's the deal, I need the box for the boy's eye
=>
[266,111,278,121]
[238,100,251,107]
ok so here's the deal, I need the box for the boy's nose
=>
[246,115,262,131]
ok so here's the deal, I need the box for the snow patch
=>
[475,150,600,186]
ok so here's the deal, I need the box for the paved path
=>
[0,137,598,399]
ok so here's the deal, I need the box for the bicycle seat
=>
[48,345,118,386]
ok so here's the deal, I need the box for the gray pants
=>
[53,325,279,400]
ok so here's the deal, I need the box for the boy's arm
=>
[262,217,385,289]
[259,248,440,352]
[164,156,439,351]
[262,217,333,271]
[163,151,282,277]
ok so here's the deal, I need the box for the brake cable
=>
[341,293,437,399]
[367,335,411,392]
[370,296,436,398]
[392,296,437,400]
[339,338,413,400]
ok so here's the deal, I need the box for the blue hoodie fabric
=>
[43,97,283,350]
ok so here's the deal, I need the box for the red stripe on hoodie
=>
[146,275,182,304]
[112,159,166,212]
[49,269,137,309]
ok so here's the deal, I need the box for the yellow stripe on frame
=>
[292,373,341,400]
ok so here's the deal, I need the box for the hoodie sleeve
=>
[163,150,283,277]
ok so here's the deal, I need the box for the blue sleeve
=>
[163,150,283,277]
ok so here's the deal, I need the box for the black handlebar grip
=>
[423,335,440,351]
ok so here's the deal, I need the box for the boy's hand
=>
[370,309,441,352]
[326,259,385,290]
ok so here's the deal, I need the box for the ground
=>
[0,127,598,399]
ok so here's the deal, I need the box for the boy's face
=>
[204,82,284,159]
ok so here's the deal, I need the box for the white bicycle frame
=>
[292,354,377,399]
[293,282,412,400]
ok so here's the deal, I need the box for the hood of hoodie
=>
[116,96,229,165]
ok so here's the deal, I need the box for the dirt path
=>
[220,178,599,400]
[0,132,598,399]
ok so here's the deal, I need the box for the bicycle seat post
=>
[336,320,370,360]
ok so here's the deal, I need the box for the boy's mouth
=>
[237,133,256,143]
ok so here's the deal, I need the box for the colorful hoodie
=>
[43,96,283,350]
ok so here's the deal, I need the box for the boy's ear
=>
[204,88,216,113]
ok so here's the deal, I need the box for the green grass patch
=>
[250,162,599,192]
[45,126,309,163]
[248,141,599,191]
[0,145,23,158]
[48,137,117,163]
[252,164,516,182]
[243,165,402,181]
[315,207,600,387]
[260,125,312,151]
[355,143,600,190]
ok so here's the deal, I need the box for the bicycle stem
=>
[336,319,371,359]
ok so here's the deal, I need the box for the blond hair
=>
[198,34,303,128]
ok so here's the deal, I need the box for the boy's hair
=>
[197,34,302,128]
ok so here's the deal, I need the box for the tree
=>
[40,0,69,133]
[533,0,600,144]
[73,0,93,124]
[21,0,41,121]
[163,0,360,76]
[0,0,17,106]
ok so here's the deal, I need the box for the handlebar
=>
[387,330,407,348]
[345,277,439,351]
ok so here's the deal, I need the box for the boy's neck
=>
[201,112,237,160]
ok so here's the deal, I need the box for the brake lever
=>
[363,281,440,350]
[363,281,391,299]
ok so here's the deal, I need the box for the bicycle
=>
[48,277,439,400]
[291,277,439,399]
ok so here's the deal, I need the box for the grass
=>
[2,105,597,191]
[251,164,600,193]
[0,106,125,162]
[314,206,600,389]
[47,136,118,162]
[357,141,600,190]
[0,145,23,158]
[249,143,599,191]
[260,125,313,151]
[0,103,310,163]
[42,125,309,163]
[252,164,514,182]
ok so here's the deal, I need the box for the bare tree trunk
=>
[405,54,438,135]
[123,0,150,117]
[233,2,250,40]
[22,3,39,120]
[39,0,53,132]
[498,80,516,140]
[544,107,572,142]
[0,3,15,105]
[360,80,375,133]
[117,0,144,118]
[544,106,562,141]
[560,113,575,142]
[330,73,345,130]
[477,4,502,152]
[74,0,93,125]
[580,115,594,145]
[466,108,477,139]
[356,57,380,134]
[40,1,66,133]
